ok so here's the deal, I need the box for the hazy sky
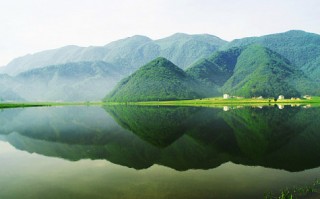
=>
[0,0,319,66]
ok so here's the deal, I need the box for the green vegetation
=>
[154,33,227,69]
[265,179,320,199]
[0,101,102,109]
[223,30,320,77]
[186,47,242,87]
[0,103,47,109]
[104,57,219,102]
[1,96,320,109]
[302,56,320,82]
[105,42,320,103]
[185,30,320,99]
[221,45,317,97]
[114,97,320,107]
[186,44,319,99]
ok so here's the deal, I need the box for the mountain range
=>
[188,45,317,98]
[1,33,226,76]
[0,30,320,101]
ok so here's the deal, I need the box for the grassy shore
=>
[0,101,103,109]
[1,97,320,109]
[265,179,320,199]
[107,97,320,107]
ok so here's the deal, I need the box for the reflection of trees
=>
[2,106,320,172]
[104,106,199,147]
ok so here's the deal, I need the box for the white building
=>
[278,95,284,100]
[223,94,230,99]
[303,95,312,99]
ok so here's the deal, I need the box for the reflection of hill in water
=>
[105,106,198,147]
[1,105,320,172]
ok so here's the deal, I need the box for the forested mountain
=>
[223,30,320,80]
[105,57,218,102]
[225,45,317,97]
[186,47,243,87]
[186,45,318,98]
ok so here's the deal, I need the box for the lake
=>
[0,105,319,199]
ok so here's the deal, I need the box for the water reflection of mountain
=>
[222,107,320,171]
[0,105,320,172]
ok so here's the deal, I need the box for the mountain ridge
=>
[2,33,227,75]
[1,30,320,101]
[222,30,320,79]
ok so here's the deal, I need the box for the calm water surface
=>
[0,105,319,199]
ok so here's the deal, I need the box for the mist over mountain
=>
[2,33,226,76]
[0,74,24,101]
[0,61,123,101]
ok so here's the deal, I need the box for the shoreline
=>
[105,97,320,107]
[1,97,320,109]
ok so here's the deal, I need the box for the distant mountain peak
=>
[143,57,177,67]
[170,32,191,37]
[285,29,306,33]
[130,57,186,77]
[159,32,226,42]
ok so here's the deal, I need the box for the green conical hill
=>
[105,57,217,102]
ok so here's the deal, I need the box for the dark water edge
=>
[0,105,319,198]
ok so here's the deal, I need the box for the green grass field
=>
[109,96,320,107]
[0,101,103,109]
[1,97,320,109]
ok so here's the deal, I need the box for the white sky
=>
[0,0,319,66]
